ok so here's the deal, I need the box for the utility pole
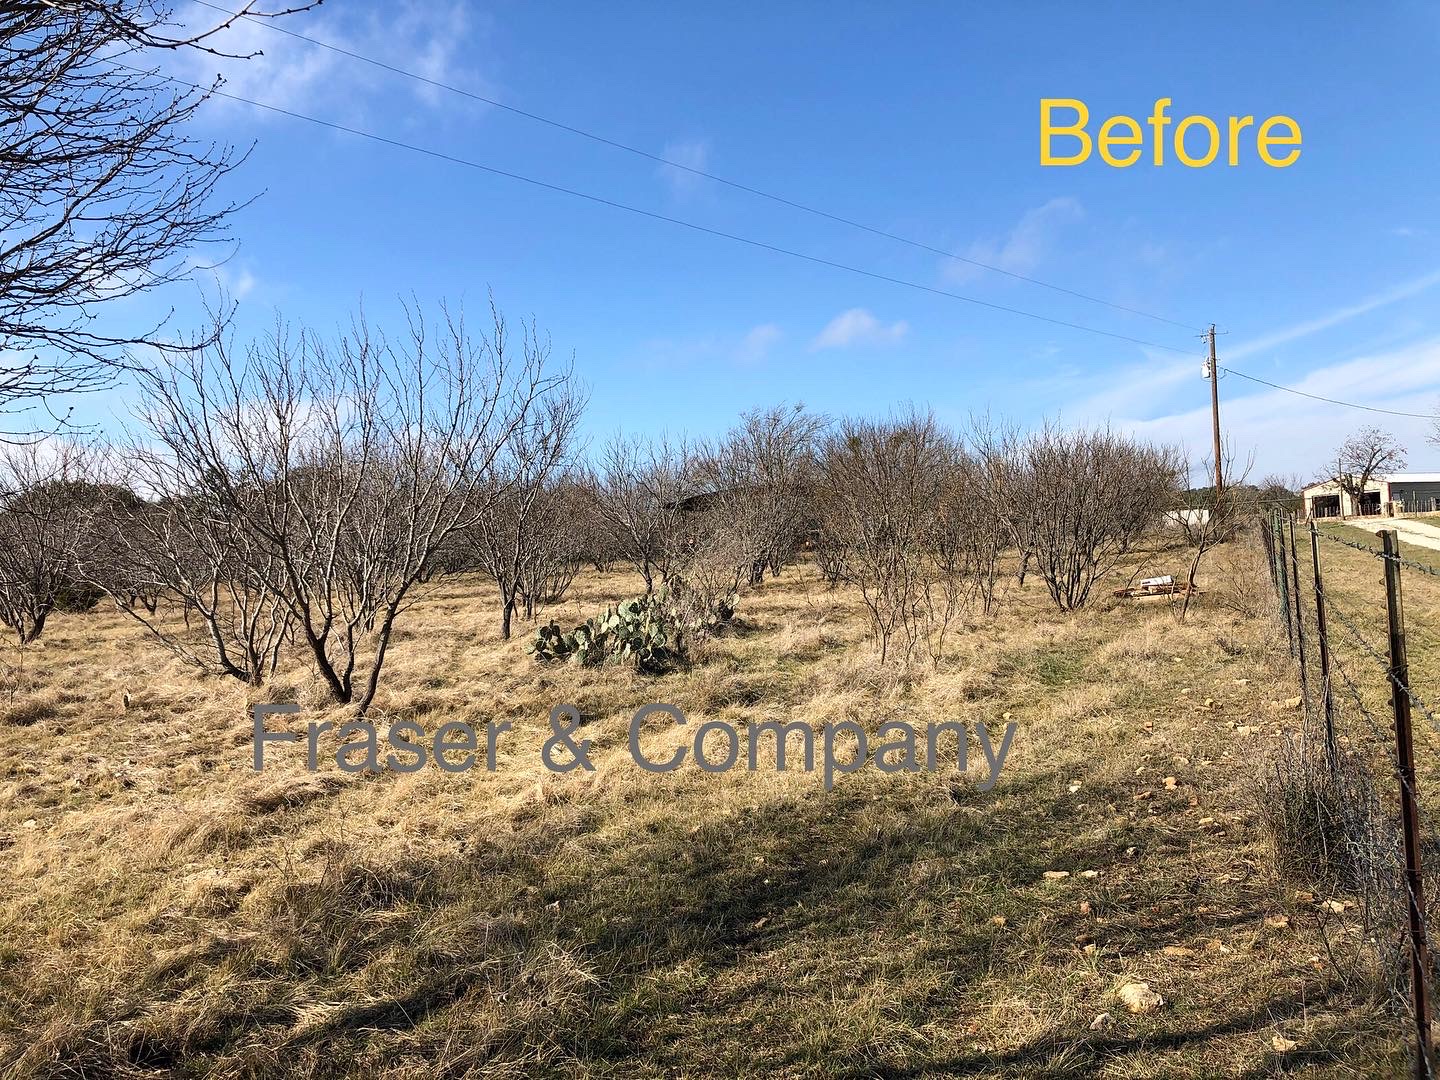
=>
[1205,324,1223,494]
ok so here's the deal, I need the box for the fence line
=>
[1265,512,1440,1078]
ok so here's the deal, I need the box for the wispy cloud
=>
[1099,339,1440,480]
[171,1,484,120]
[809,308,908,351]
[1227,268,1440,360]
[634,321,787,371]
[942,197,1083,284]
[736,323,782,364]
[657,139,711,198]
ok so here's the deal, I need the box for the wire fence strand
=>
[1264,513,1440,1076]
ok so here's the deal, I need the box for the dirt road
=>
[1372,516,1440,553]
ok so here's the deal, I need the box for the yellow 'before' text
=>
[1041,98,1301,168]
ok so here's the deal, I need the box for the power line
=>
[186,0,1203,334]
[95,57,1200,356]
[1219,366,1438,420]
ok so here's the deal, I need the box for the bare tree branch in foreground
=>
[0,0,315,437]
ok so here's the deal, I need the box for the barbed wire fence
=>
[1261,510,1440,1079]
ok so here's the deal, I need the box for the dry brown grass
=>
[0,540,1407,1077]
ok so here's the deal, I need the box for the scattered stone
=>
[1117,980,1164,1013]
[1264,914,1291,929]
[1090,1012,1113,1031]
[1043,870,1071,881]
[1272,1034,1298,1052]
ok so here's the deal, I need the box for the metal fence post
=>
[1288,515,1310,705]
[1380,528,1433,1078]
[1275,514,1294,653]
[1308,521,1337,771]
[1262,513,1279,594]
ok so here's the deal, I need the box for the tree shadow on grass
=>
[38,763,1400,1078]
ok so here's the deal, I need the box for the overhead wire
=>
[185,0,1204,333]
[76,20,1440,424]
[1220,366,1438,420]
[88,55,1204,356]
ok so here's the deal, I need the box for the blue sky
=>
[62,2,1440,481]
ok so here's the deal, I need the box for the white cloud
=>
[1227,268,1440,360]
[657,139,711,198]
[633,321,787,372]
[736,323,782,364]
[1064,351,1206,423]
[809,308,909,351]
[210,264,257,300]
[169,1,483,120]
[1089,339,1440,481]
[943,197,1083,284]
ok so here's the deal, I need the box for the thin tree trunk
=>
[355,607,400,718]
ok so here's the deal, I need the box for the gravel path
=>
[1371,516,1440,553]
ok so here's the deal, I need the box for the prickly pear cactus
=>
[529,585,734,673]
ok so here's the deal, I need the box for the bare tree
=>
[0,0,314,436]
[920,448,1006,656]
[1255,474,1300,514]
[515,479,589,619]
[968,416,1041,587]
[132,301,571,713]
[0,441,100,642]
[98,466,295,684]
[454,340,586,638]
[989,423,1182,612]
[1175,444,1255,620]
[816,412,954,663]
[586,434,689,593]
[694,403,825,585]
[1332,426,1406,513]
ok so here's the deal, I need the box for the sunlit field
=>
[0,535,1405,1078]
